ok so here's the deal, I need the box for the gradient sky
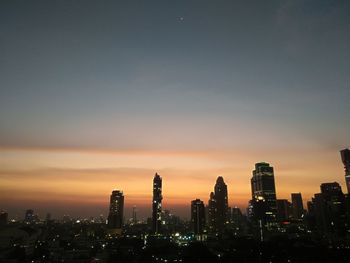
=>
[0,0,349,220]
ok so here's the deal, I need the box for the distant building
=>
[291,193,304,220]
[231,207,243,224]
[340,148,350,193]
[313,182,347,239]
[207,192,216,232]
[152,173,162,234]
[132,205,137,224]
[107,190,124,232]
[276,199,292,222]
[214,176,229,233]
[161,209,181,233]
[24,209,35,223]
[250,162,277,225]
[231,207,247,235]
[191,199,205,238]
[0,211,8,225]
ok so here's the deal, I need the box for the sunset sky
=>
[1,0,349,220]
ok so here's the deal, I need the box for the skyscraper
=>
[313,182,347,239]
[107,190,124,231]
[250,162,277,225]
[276,199,292,222]
[291,193,304,220]
[214,176,228,233]
[340,148,350,193]
[132,205,137,224]
[152,173,162,234]
[207,192,216,233]
[191,199,206,239]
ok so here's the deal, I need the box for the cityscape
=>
[0,149,350,262]
[1,0,350,262]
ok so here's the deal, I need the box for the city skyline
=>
[1,153,349,221]
[1,0,350,220]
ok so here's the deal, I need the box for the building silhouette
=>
[107,190,124,232]
[0,211,8,226]
[191,199,205,239]
[207,192,216,233]
[24,209,35,223]
[340,148,350,193]
[215,176,228,233]
[208,176,229,234]
[250,162,277,225]
[313,182,347,240]
[276,199,292,222]
[152,173,162,234]
[132,205,137,224]
[291,193,304,220]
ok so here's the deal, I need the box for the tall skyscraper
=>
[340,148,350,193]
[191,199,206,239]
[207,192,216,232]
[291,193,304,220]
[250,162,277,225]
[107,190,124,231]
[152,173,162,234]
[214,176,229,233]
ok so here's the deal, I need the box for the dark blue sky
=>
[1,0,349,151]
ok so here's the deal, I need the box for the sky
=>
[0,0,349,220]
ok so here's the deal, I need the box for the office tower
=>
[132,205,137,224]
[232,207,247,233]
[152,173,162,234]
[231,207,243,224]
[0,211,8,225]
[276,199,292,222]
[291,193,304,220]
[107,190,124,231]
[313,182,347,239]
[191,199,206,238]
[214,176,229,233]
[340,148,350,193]
[250,162,277,225]
[161,210,181,233]
[207,192,216,232]
[25,209,34,223]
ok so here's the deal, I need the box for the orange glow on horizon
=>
[0,146,346,219]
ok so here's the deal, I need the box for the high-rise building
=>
[231,207,243,224]
[340,148,350,193]
[107,190,124,231]
[214,176,229,233]
[313,182,347,239]
[207,192,216,232]
[250,162,277,225]
[276,199,292,222]
[152,173,162,234]
[132,205,137,224]
[291,193,304,220]
[191,199,206,238]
